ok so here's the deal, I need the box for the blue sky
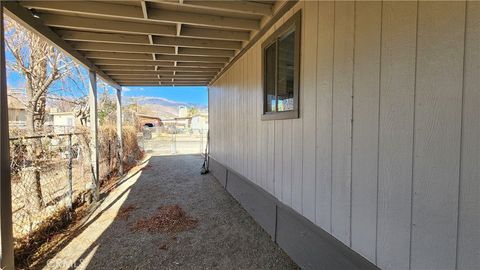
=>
[122,86,208,106]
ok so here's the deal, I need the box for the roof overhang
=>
[3,0,297,88]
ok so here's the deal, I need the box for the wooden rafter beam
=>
[23,1,145,20]
[92,60,175,67]
[98,65,220,72]
[181,0,273,16]
[119,83,209,86]
[23,1,260,30]
[105,68,218,74]
[152,36,242,50]
[180,25,250,41]
[101,66,220,72]
[70,41,234,57]
[165,83,207,85]
[140,0,157,61]
[116,79,211,83]
[154,54,229,63]
[117,79,210,83]
[39,13,177,36]
[41,13,249,41]
[2,1,120,88]
[178,47,234,57]
[171,78,211,82]
[107,70,217,76]
[112,76,213,80]
[176,62,224,68]
[175,71,217,76]
[120,82,207,86]
[176,23,182,36]
[100,66,168,71]
[91,59,224,68]
[108,71,174,76]
[140,1,149,19]
[83,51,229,63]
[119,83,161,86]
[57,30,243,50]
[57,30,149,45]
[83,51,156,60]
[147,8,259,30]
[71,41,175,54]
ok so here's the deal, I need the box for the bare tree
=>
[4,17,75,209]
[5,17,72,134]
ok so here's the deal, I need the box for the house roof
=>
[4,1,295,88]
[49,111,75,116]
[7,95,26,110]
[137,113,161,120]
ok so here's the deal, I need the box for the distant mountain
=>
[125,96,207,119]
[136,97,185,106]
[129,96,207,108]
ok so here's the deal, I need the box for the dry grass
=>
[14,199,89,270]
[131,205,198,234]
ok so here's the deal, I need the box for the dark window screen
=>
[265,42,277,112]
[277,31,295,112]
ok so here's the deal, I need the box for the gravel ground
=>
[44,155,298,270]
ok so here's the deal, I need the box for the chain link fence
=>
[142,126,208,155]
[9,132,92,239]
[9,125,143,242]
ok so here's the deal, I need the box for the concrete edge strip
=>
[208,156,379,270]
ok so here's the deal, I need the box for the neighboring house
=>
[190,114,208,131]
[178,105,188,118]
[162,117,189,128]
[174,117,190,129]
[7,97,26,128]
[162,117,192,134]
[137,113,162,128]
[48,110,79,133]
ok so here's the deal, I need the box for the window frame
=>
[261,11,301,121]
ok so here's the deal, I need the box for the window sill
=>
[261,110,299,121]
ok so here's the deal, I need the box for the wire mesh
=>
[9,130,127,240]
[142,125,208,156]
[10,133,86,239]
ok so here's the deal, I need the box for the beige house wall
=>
[209,1,479,269]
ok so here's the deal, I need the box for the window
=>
[262,11,301,120]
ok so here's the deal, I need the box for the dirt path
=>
[44,155,297,269]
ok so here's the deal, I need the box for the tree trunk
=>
[25,84,45,209]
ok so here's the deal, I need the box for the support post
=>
[116,87,123,176]
[88,71,99,201]
[66,134,73,211]
[0,3,15,269]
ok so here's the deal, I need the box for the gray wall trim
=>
[225,169,277,238]
[209,156,379,270]
[209,157,227,188]
[276,202,379,270]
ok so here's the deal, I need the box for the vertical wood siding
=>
[376,2,417,269]
[331,0,355,246]
[315,0,335,233]
[457,2,480,270]
[411,2,465,269]
[351,1,382,262]
[209,1,478,269]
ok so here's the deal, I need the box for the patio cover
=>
[3,0,296,88]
